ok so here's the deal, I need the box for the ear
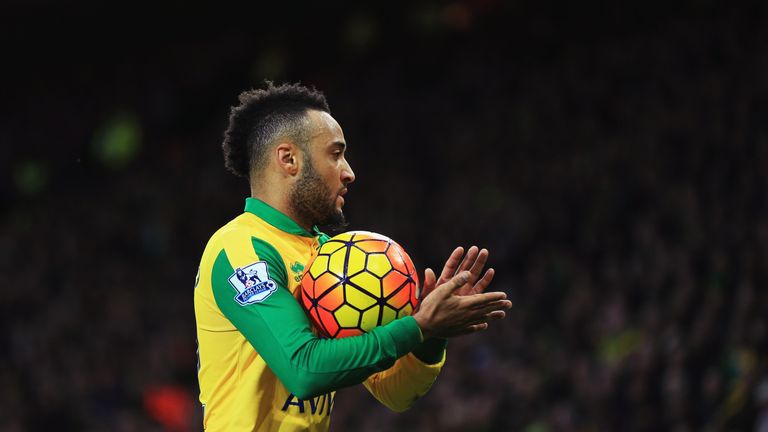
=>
[275,142,301,176]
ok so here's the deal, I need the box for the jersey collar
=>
[244,198,321,238]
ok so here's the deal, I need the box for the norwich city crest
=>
[291,261,305,283]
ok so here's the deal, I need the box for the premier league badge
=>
[228,262,278,305]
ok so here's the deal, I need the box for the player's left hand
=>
[419,246,495,302]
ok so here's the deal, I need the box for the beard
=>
[289,157,348,232]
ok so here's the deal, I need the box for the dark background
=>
[2,1,768,431]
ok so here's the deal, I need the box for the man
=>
[194,82,512,431]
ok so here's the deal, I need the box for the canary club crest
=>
[290,261,305,283]
[228,262,277,306]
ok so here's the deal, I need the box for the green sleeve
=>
[211,241,423,400]
[412,338,447,364]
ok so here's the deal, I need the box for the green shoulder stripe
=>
[210,238,288,313]
[251,237,288,289]
[211,249,236,309]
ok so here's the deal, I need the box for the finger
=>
[419,268,437,301]
[486,310,506,320]
[471,299,512,311]
[470,268,495,294]
[437,247,464,285]
[458,322,488,335]
[464,307,508,325]
[455,248,487,296]
[457,246,479,275]
[476,299,513,314]
[467,248,489,281]
[462,290,508,307]
[461,312,507,332]
[471,304,511,320]
[436,271,471,297]
[464,311,506,326]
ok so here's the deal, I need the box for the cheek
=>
[325,164,344,185]
[317,171,338,196]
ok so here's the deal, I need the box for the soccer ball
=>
[300,231,420,339]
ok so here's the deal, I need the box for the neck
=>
[250,187,313,233]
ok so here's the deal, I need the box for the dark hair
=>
[222,82,330,179]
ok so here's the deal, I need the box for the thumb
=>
[419,268,437,301]
[435,271,470,297]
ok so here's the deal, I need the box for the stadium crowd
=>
[1,2,767,431]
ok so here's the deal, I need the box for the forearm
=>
[279,317,422,398]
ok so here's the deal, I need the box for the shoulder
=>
[203,214,288,276]
[205,213,276,254]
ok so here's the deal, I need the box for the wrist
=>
[412,312,432,341]
[381,316,424,357]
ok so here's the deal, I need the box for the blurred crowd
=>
[2,2,767,431]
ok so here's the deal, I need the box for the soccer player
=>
[194,82,512,431]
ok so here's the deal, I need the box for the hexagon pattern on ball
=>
[300,231,420,339]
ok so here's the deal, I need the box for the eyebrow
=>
[331,141,346,150]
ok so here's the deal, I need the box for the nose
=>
[341,159,355,185]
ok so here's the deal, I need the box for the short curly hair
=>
[222,82,330,179]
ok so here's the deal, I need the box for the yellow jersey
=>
[194,198,446,431]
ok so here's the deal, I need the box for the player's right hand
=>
[412,270,512,339]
